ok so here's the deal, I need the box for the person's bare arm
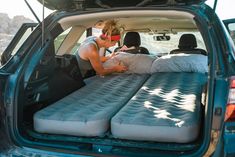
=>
[87,45,127,75]
[100,56,110,63]
[119,45,136,51]
[100,51,117,63]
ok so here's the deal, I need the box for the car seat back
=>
[115,32,149,54]
[170,34,207,56]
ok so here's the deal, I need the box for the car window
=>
[110,31,206,56]
[12,28,35,56]
[54,27,72,53]
[228,23,235,45]
[0,23,37,66]
[70,31,86,55]
[139,32,206,56]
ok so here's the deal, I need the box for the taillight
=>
[225,76,235,121]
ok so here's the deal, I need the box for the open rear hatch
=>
[37,0,207,11]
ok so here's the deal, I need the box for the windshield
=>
[139,32,206,56]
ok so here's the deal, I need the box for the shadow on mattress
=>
[111,72,207,143]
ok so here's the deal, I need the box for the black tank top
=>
[76,36,99,78]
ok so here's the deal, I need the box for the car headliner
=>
[58,10,196,34]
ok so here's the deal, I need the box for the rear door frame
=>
[223,18,235,46]
[1,23,38,65]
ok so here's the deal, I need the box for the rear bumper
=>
[0,146,88,157]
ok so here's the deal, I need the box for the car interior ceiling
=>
[18,10,208,153]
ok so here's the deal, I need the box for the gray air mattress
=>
[111,72,207,143]
[34,74,149,137]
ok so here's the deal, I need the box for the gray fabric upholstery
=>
[34,74,149,137]
[150,54,208,73]
[111,72,207,143]
[103,52,156,74]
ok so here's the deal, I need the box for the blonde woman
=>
[76,20,128,78]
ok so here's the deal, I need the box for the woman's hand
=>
[119,45,128,51]
[102,51,117,62]
[109,51,117,58]
[119,45,136,51]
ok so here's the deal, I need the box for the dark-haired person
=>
[76,20,128,78]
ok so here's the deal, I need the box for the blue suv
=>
[0,0,235,156]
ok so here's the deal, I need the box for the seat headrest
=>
[123,32,141,47]
[178,34,197,50]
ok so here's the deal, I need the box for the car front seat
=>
[115,32,149,54]
[170,34,207,56]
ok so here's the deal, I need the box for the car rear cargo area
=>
[15,9,209,155]
[20,67,207,153]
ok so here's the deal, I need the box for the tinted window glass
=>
[70,31,87,55]
[139,32,206,56]
[11,27,35,56]
[228,23,235,45]
[0,23,36,66]
[54,27,72,53]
